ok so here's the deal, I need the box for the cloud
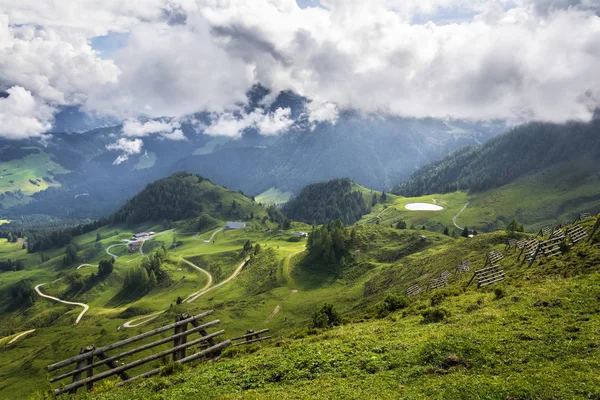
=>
[85,13,254,119]
[122,118,185,140]
[0,0,599,137]
[0,13,118,139]
[201,0,600,123]
[256,107,294,135]
[306,101,339,125]
[0,86,55,139]
[205,107,294,137]
[105,137,143,164]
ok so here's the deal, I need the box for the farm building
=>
[291,231,308,238]
[226,222,246,230]
[129,241,142,253]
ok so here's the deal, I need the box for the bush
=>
[312,303,341,328]
[421,307,450,323]
[372,292,410,317]
[430,293,444,307]
[494,287,505,299]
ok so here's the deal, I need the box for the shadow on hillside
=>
[105,288,147,308]
[293,259,337,291]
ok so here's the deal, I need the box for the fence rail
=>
[47,311,271,395]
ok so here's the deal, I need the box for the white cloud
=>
[255,107,294,135]
[105,137,144,164]
[122,118,185,140]
[205,107,294,137]
[0,0,599,139]
[162,128,186,140]
[0,86,55,139]
[306,101,339,125]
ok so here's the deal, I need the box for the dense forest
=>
[282,178,370,225]
[0,218,108,254]
[393,118,600,196]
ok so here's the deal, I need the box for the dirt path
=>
[7,329,36,344]
[184,258,249,303]
[192,227,224,243]
[180,258,213,289]
[34,280,89,324]
[106,243,126,259]
[452,202,469,230]
[76,263,95,270]
[264,305,280,324]
[123,311,165,328]
[123,257,215,328]
[282,249,305,289]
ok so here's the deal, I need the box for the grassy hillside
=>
[0,147,70,207]
[46,217,600,399]
[0,170,599,399]
[361,161,600,234]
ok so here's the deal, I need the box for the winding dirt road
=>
[184,258,248,303]
[7,329,36,344]
[76,263,95,270]
[123,257,216,328]
[34,280,89,324]
[452,202,469,230]
[106,243,127,259]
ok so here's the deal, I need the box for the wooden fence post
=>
[84,345,95,392]
[173,314,189,361]
[70,346,94,394]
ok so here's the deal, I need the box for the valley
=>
[0,171,598,398]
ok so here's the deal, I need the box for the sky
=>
[0,0,599,146]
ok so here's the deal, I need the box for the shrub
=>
[421,307,450,323]
[430,293,444,307]
[494,287,505,299]
[312,303,341,328]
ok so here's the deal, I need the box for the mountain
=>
[392,118,600,197]
[0,89,506,221]
[281,178,372,225]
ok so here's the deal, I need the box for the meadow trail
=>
[265,249,305,324]
[7,329,36,344]
[184,257,249,303]
[123,257,216,328]
[452,202,469,229]
[34,280,89,325]
[180,258,213,289]
[105,243,126,259]
[76,263,95,270]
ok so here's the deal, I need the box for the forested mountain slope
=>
[110,172,264,226]
[282,178,371,225]
[393,117,600,197]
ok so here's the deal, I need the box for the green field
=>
[256,188,293,205]
[0,147,70,204]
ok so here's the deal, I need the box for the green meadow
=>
[0,148,70,197]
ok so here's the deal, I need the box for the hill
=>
[41,216,600,399]
[393,118,600,197]
[281,178,371,225]
[109,172,264,226]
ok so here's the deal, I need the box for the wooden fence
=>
[483,250,503,268]
[588,217,600,243]
[467,265,505,287]
[47,311,270,395]
[456,260,471,273]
